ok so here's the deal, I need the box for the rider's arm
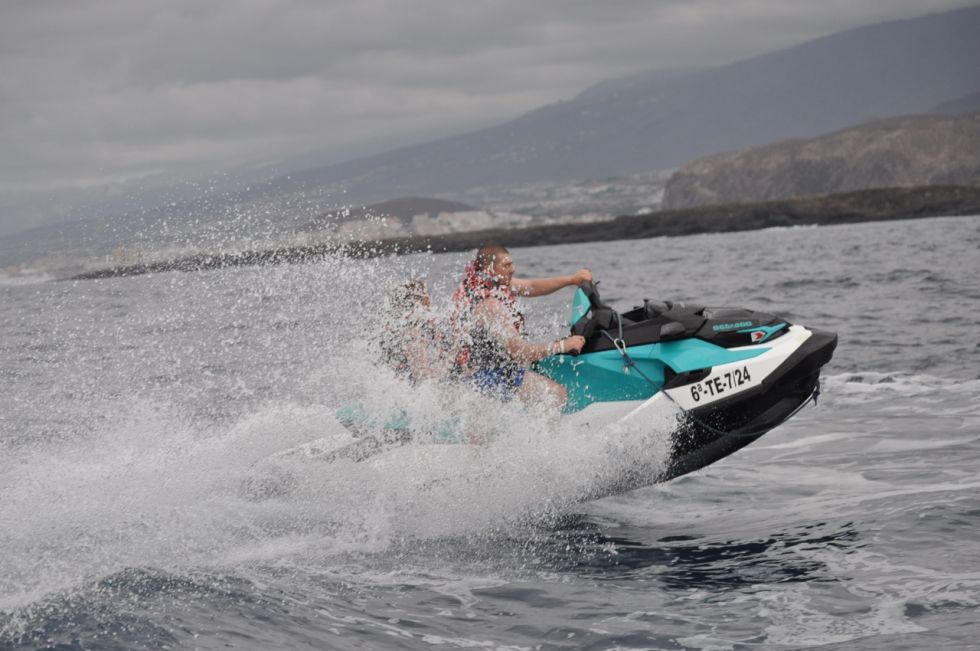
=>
[473,299,581,364]
[511,268,592,297]
[403,326,445,379]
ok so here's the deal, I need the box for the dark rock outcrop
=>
[663,113,980,209]
[69,184,980,280]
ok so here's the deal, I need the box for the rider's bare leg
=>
[517,371,567,412]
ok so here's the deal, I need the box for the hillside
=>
[70,184,980,281]
[275,6,980,205]
[0,194,509,276]
[662,113,980,209]
[4,6,980,275]
[301,196,555,240]
[933,90,980,116]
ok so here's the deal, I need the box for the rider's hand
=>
[563,335,586,354]
[571,268,592,286]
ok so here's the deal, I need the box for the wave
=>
[761,224,819,233]
[3,362,976,614]
[823,371,980,395]
[0,271,54,286]
[0,371,679,614]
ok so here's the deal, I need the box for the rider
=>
[380,279,449,384]
[451,245,589,410]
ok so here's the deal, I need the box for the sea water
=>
[1,216,978,649]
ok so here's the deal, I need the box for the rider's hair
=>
[474,245,509,272]
[387,279,427,314]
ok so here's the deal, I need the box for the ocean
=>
[1,215,978,650]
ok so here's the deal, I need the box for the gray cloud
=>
[0,0,975,234]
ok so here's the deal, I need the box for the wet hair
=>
[474,245,509,272]
[387,279,427,313]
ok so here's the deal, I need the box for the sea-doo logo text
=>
[712,321,753,332]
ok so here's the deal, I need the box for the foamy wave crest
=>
[0,247,680,613]
[0,386,677,613]
[824,371,980,397]
[0,270,53,286]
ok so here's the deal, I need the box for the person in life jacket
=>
[451,245,590,410]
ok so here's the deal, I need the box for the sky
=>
[0,0,976,236]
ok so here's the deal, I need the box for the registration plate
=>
[689,366,752,402]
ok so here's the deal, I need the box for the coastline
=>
[69,184,980,280]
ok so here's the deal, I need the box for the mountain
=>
[932,90,980,116]
[0,192,532,275]
[275,6,980,204]
[5,6,980,274]
[301,196,518,240]
[661,112,980,209]
[344,197,475,222]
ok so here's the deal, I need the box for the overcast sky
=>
[0,0,976,235]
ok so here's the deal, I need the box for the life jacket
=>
[451,263,525,373]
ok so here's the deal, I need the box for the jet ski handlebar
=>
[569,280,621,340]
[578,280,602,308]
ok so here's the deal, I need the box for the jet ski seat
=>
[701,307,751,319]
[642,299,670,320]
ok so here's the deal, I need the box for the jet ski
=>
[536,280,837,483]
[266,280,836,491]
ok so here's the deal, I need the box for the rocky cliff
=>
[663,112,980,209]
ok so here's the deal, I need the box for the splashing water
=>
[0,248,679,616]
[3,216,978,649]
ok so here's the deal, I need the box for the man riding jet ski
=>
[303,277,836,486]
